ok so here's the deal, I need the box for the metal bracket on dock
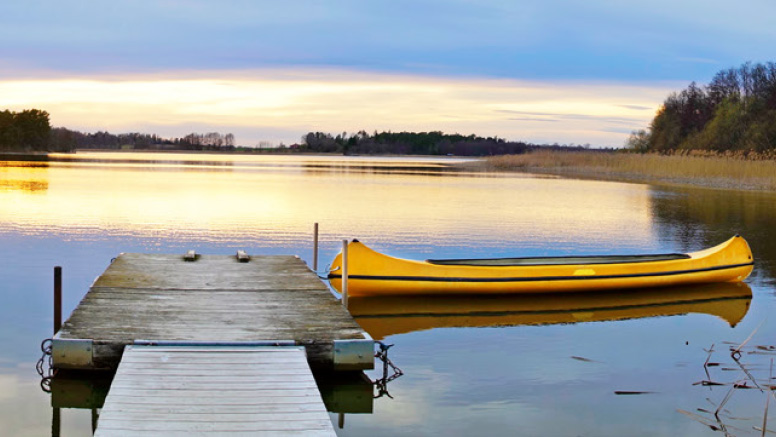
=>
[51,337,94,369]
[333,334,375,371]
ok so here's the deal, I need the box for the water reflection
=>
[44,152,471,174]
[0,153,50,164]
[650,186,776,284]
[0,179,48,193]
[349,282,752,339]
[0,153,656,254]
[4,153,775,436]
[0,161,49,193]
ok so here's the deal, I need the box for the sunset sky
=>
[1,0,774,147]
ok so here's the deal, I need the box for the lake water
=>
[1,152,775,436]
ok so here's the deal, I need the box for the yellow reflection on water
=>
[0,164,49,194]
[0,153,655,250]
[348,282,753,339]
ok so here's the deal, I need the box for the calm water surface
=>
[1,152,775,436]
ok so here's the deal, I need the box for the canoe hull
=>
[328,236,753,297]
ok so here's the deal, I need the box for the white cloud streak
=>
[0,69,676,147]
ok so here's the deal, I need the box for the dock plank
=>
[54,253,373,370]
[94,346,336,437]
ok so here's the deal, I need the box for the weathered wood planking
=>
[53,253,373,370]
[94,346,336,437]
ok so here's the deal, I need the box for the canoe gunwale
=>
[328,261,755,283]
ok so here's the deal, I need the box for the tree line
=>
[1,109,237,153]
[3,108,601,156]
[300,130,592,156]
[628,61,776,153]
[51,128,236,151]
[0,109,55,152]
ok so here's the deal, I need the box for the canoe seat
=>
[426,253,691,267]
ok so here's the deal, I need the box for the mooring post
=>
[52,406,61,437]
[313,222,319,271]
[54,266,62,334]
[342,239,349,308]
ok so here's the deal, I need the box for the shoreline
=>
[0,152,50,161]
[469,151,776,194]
[486,165,771,192]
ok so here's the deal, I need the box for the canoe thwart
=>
[427,253,691,266]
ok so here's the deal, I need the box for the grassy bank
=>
[478,150,776,192]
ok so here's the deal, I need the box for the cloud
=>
[617,104,653,111]
[508,118,560,123]
[0,68,674,147]
[0,1,773,82]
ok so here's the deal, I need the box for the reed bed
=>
[482,150,776,192]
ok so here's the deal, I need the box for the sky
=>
[1,0,774,148]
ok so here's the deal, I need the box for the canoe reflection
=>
[348,282,752,340]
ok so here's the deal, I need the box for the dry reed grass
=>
[482,150,776,191]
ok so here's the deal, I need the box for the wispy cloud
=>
[617,104,653,111]
[0,69,672,147]
[508,117,560,123]
[499,109,646,126]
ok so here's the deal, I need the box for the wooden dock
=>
[52,252,373,371]
[94,345,335,436]
[49,251,374,434]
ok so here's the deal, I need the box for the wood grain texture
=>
[57,253,369,369]
[94,346,335,436]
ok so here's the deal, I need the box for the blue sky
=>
[1,0,774,147]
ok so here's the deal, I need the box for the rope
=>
[373,341,404,399]
[316,266,339,280]
[36,338,56,393]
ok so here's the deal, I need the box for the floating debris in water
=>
[693,380,727,386]
[570,356,598,363]
[681,323,776,435]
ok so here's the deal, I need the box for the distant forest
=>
[0,110,237,153]
[3,108,603,156]
[1,110,598,156]
[628,61,776,153]
[299,130,592,156]
[51,128,236,151]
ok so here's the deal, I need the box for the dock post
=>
[54,266,62,334]
[342,239,349,308]
[313,222,319,271]
[52,406,60,437]
[91,408,99,433]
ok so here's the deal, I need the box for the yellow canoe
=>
[348,282,752,339]
[328,235,753,297]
